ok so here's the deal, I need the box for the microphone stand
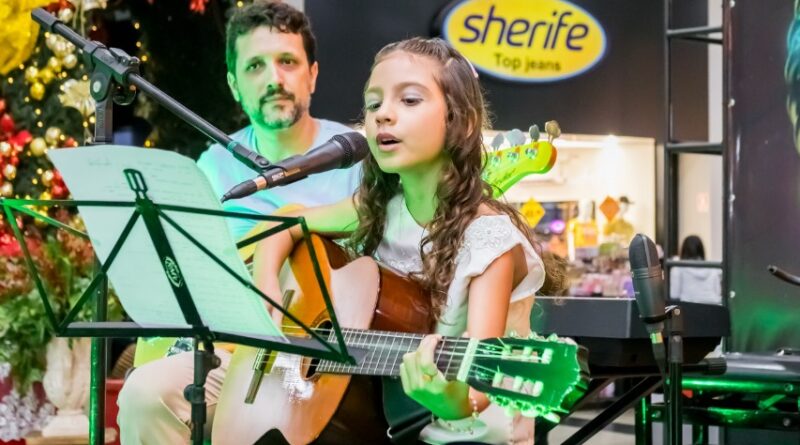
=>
[31,8,271,173]
[30,8,273,444]
[653,305,684,445]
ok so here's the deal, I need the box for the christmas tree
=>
[0,0,103,409]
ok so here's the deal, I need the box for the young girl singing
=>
[251,37,562,444]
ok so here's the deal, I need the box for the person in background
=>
[116,2,361,443]
[669,235,722,304]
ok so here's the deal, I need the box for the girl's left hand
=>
[399,334,471,419]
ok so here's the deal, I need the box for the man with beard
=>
[116,2,360,443]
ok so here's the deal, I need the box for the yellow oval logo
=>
[442,0,607,82]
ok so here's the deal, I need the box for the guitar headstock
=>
[463,332,588,423]
[482,124,559,198]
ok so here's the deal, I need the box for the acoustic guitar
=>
[211,234,587,445]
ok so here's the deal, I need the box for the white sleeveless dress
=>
[374,194,545,445]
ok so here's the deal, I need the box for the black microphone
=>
[221,132,369,202]
[629,234,667,370]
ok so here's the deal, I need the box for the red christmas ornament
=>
[46,0,72,12]
[51,184,66,198]
[0,99,6,114]
[64,137,78,147]
[189,0,209,13]
[10,155,18,166]
[9,130,32,149]
[0,113,14,134]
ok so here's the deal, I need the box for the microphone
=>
[629,234,667,371]
[221,132,369,202]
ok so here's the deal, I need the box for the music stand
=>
[0,169,355,445]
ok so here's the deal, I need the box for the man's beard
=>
[248,86,308,130]
[257,101,306,130]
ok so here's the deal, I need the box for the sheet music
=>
[48,145,284,340]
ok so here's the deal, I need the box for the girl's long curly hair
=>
[347,37,565,318]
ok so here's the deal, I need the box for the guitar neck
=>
[316,329,473,381]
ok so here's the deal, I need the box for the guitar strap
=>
[382,377,432,445]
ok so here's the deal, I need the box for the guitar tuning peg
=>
[529,125,540,142]
[506,128,526,146]
[490,133,505,150]
[544,120,561,142]
[543,412,561,424]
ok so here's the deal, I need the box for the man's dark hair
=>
[225,1,317,74]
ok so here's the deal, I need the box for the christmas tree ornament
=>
[30,137,48,156]
[30,82,46,100]
[81,0,108,12]
[0,113,15,133]
[3,164,17,180]
[46,33,60,50]
[47,56,63,73]
[45,127,63,145]
[38,67,55,84]
[58,7,75,23]
[59,79,94,117]
[0,142,11,157]
[62,53,78,69]
[0,182,13,197]
[25,66,40,83]
[51,184,66,198]
[42,170,55,186]
[39,191,52,201]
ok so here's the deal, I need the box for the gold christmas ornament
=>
[3,164,17,181]
[58,7,74,23]
[0,141,11,157]
[45,127,62,145]
[39,191,52,201]
[46,33,60,51]
[42,170,55,186]
[0,182,13,197]
[24,65,39,83]
[81,0,108,12]
[52,41,69,58]
[59,79,94,117]
[47,56,62,73]
[30,82,45,100]
[30,137,47,156]
[38,67,55,84]
[62,53,78,69]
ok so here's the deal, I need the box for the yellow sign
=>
[520,198,546,227]
[442,0,607,82]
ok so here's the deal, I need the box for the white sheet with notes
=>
[48,145,284,340]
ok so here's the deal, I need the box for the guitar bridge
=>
[244,289,295,404]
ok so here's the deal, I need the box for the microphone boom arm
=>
[31,8,271,173]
